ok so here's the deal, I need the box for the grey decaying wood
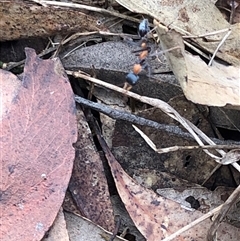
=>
[0,0,103,41]
[74,95,240,146]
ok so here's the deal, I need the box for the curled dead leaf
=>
[154,21,240,107]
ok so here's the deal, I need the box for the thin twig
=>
[62,42,87,59]
[62,31,140,45]
[75,95,200,140]
[156,144,240,153]
[208,29,232,66]
[183,41,211,60]
[74,95,240,146]
[133,125,240,166]
[35,0,143,24]
[183,28,230,39]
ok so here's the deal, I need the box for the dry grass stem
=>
[208,29,232,66]
[34,0,142,23]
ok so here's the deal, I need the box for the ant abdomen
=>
[126,72,139,85]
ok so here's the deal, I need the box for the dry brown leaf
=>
[68,106,115,231]
[65,212,127,241]
[184,53,240,107]
[154,22,240,107]
[156,186,240,226]
[0,0,103,41]
[0,48,77,241]
[99,138,240,240]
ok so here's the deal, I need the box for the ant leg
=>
[132,46,151,54]
[141,62,151,77]
[147,66,152,77]
[123,82,133,91]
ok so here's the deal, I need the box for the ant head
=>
[138,19,150,38]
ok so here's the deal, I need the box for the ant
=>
[123,19,151,91]
[123,19,180,91]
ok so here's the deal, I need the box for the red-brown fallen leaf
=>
[97,135,240,240]
[0,48,77,241]
[68,107,115,231]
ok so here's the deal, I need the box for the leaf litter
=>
[1,0,240,240]
[94,122,240,241]
[68,106,115,231]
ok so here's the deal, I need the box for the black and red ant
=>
[123,19,180,91]
[123,19,151,91]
